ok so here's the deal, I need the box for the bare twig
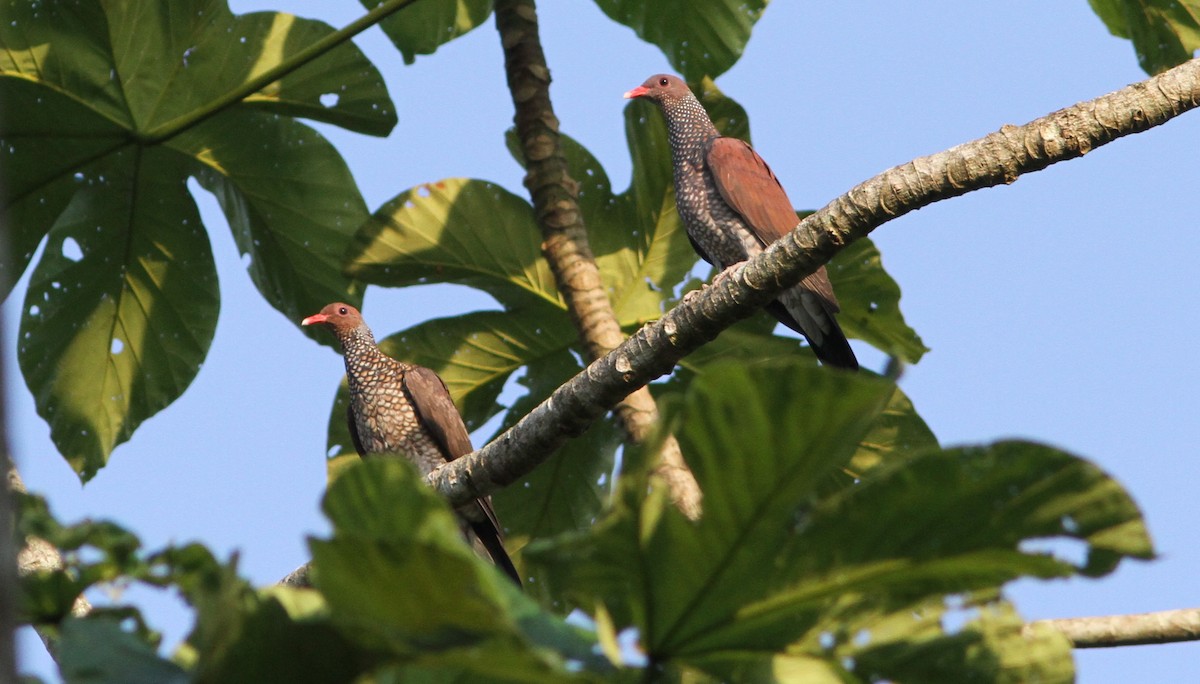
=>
[278,563,312,588]
[1028,608,1200,648]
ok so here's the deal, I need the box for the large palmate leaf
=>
[362,0,494,64]
[311,459,607,681]
[594,0,768,80]
[345,178,562,309]
[527,361,1151,679]
[17,147,220,481]
[0,0,393,479]
[1089,0,1200,74]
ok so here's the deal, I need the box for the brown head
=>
[623,74,694,106]
[301,302,368,340]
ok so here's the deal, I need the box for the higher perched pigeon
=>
[302,302,521,585]
[625,74,858,370]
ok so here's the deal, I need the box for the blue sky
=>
[7,1,1199,681]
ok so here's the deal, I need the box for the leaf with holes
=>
[345,179,562,309]
[0,0,393,479]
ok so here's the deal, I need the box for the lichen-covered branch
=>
[492,0,700,518]
[428,57,1200,506]
[1029,608,1200,648]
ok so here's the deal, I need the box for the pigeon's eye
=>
[658,77,669,86]
[338,307,348,315]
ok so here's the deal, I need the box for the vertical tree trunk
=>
[493,0,701,519]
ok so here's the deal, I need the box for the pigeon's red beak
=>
[623,85,649,99]
[301,313,328,326]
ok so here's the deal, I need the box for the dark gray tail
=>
[765,300,859,370]
[470,519,522,586]
[808,324,858,370]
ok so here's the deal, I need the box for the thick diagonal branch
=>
[492,0,700,518]
[428,57,1200,505]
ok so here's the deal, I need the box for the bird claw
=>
[679,269,734,309]
[709,269,732,289]
[680,287,704,307]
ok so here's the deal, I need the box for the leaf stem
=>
[142,0,419,143]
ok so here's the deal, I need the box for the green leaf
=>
[16,491,369,683]
[17,148,219,481]
[531,361,894,652]
[847,599,1074,684]
[1089,0,1200,74]
[180,110,367,336]
[345,178,562,309]
[674,314,812,372]
[594,0,768,80]
[805,441,1154,581]
[508,129,698,326]
[187,587,363,684]
[0,0,389,478]
[15,492,145,623]
[311,459,606,679]
[0,80,126,294]
[699,596,1074,683]
[364,0,494,65]
[528,361,1150,678]
[827,236,928,363]
[58,617,189,684]
[96,1,396,137]
[846,383,938,477]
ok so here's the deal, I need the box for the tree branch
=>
[1028,608,1200,648]
[427,57,1200,506]
[491,0,700,518]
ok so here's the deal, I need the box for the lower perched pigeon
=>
[303,303,521,585]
